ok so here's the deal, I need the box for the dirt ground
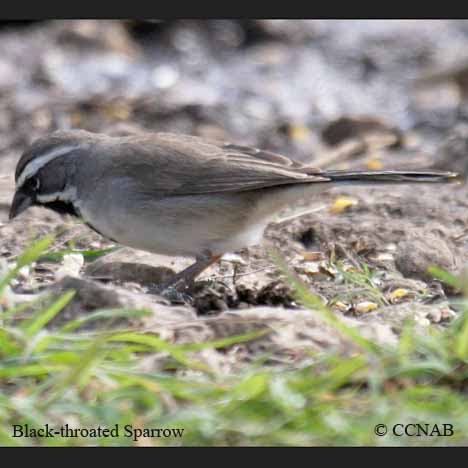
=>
[1,20,468,367]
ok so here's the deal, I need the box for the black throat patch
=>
[43,200,80,217]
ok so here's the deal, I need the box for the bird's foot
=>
[150,277,195,303]
[150,253,222,302]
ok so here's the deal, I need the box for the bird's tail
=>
[320,169,460,185]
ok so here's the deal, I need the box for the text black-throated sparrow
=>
[9,129,458,290]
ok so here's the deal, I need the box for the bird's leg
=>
[156,252,222,294]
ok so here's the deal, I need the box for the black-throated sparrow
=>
[9,129,458,290]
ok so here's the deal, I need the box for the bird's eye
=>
[26,176,40,191]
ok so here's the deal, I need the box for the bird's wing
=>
[121,132,328,196]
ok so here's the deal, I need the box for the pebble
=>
[55,254,84,281]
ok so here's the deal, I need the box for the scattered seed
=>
[387,288,409,303]
[300,251,324,261]
[355,301,378,314]
[329,196,358,214]
[365,156,383,170]
[374,252,394,262]
[334,301,350,312]
[288,124,309,141]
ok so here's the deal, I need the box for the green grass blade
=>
[40,246,120,263]
[0,234,55,297]
[59,307,151,333]
[428,265,464,289]
[455,311,468,359]
[20,290,76,337]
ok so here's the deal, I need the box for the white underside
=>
[77,182,322,258]
[79,199,272,257]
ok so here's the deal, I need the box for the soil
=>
[1,20,468,367]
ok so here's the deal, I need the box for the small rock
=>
[414,315,431,327]
[192,282,232,316]
[55,253,84,281]
[440,307,457,321]
[221,253,247,266]
[86,261,175,286]
[395,235,456,282]
[17,265,31,281]
[360,303,456,331]
[426,307,442,323]
[321,115,401,147]
[46,276,194,330]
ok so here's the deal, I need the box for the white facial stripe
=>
[36,186,77,204]
[17,144,80,188]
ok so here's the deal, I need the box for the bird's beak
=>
[9,189,34,220]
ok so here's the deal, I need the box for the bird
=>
[9,129,459,291]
